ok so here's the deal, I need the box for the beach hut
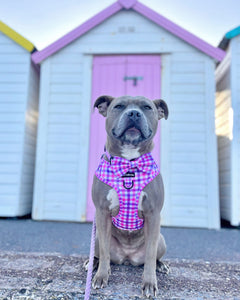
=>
[216,27,240,226]
[0,21,39,216]
[32,0,225,228]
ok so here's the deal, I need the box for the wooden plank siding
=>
[215,51,232,222]
[19,62,39,215]
[0,32,38,216]
[33,9,219,228]
[216,36,240,226]
[167,54,219,228]
[230,36,240,225]
[32,54,89,221]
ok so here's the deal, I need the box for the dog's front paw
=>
[92,270,109,289]
[142,276,158,298]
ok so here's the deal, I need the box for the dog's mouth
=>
[113,123,141,137]
[112,123,152,145]
[124,126,141,135]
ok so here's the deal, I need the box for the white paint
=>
[204,57,220,229]
[33,9,220,228]
[165,52,219,229]
[215,36,240,226]
[159,54,171,226]
[33,54,90,222]
[231,37,240,226]
[32,59,50,220]
[76,55,92,221]
[107,188,119,210]
[0,32,39,216]
[18,62,39,215]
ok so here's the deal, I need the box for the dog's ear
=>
[94,95,114,117]
[153,99,169,120]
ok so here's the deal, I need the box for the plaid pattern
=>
[95,152,160,231]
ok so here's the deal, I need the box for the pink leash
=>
[84,215,96,300]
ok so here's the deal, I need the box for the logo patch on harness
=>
[122,172,135,178]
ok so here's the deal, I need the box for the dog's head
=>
[94,95,168,156]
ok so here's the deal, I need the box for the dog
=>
[89,95,169,298]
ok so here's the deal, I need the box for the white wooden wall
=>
[163,54,219,228]
[32,55,91,221]
[231,36,240,225]
[215,51,232,222]
[19,62,39,215]
[33,10,219,228]
[216,37,240,226]
[0,32,39,216]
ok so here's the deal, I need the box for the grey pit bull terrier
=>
[87,95,169,298]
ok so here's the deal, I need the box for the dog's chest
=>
[95,153,159,231]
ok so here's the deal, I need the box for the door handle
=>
[124,76,143,86]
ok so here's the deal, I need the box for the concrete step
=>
[0,251,239,299]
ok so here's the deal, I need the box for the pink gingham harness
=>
[95,152,160,231]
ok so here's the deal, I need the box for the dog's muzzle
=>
[112,109,151,140]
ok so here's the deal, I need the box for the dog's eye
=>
[114,104,124,109]
[144,105,152,110]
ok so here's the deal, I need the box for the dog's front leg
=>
[142,205,161,298]
[92,208,112,289]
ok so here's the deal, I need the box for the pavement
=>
[0,218,240,299]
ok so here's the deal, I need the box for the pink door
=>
[87,55,161,221]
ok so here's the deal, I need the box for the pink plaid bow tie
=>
[109,154,154,178]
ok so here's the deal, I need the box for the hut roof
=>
[0,20,36,53]
[32,0,225,64]
[218,26,240,50]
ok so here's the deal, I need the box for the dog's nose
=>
[127,110,141,121]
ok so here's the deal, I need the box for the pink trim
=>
[32,0,225,64]
[118,0,137,9]
[134,2,225,61]
[32,2,122,64]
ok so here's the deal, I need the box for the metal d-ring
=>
[123,180,134,189]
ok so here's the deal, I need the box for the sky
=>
[0,0,239,50]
